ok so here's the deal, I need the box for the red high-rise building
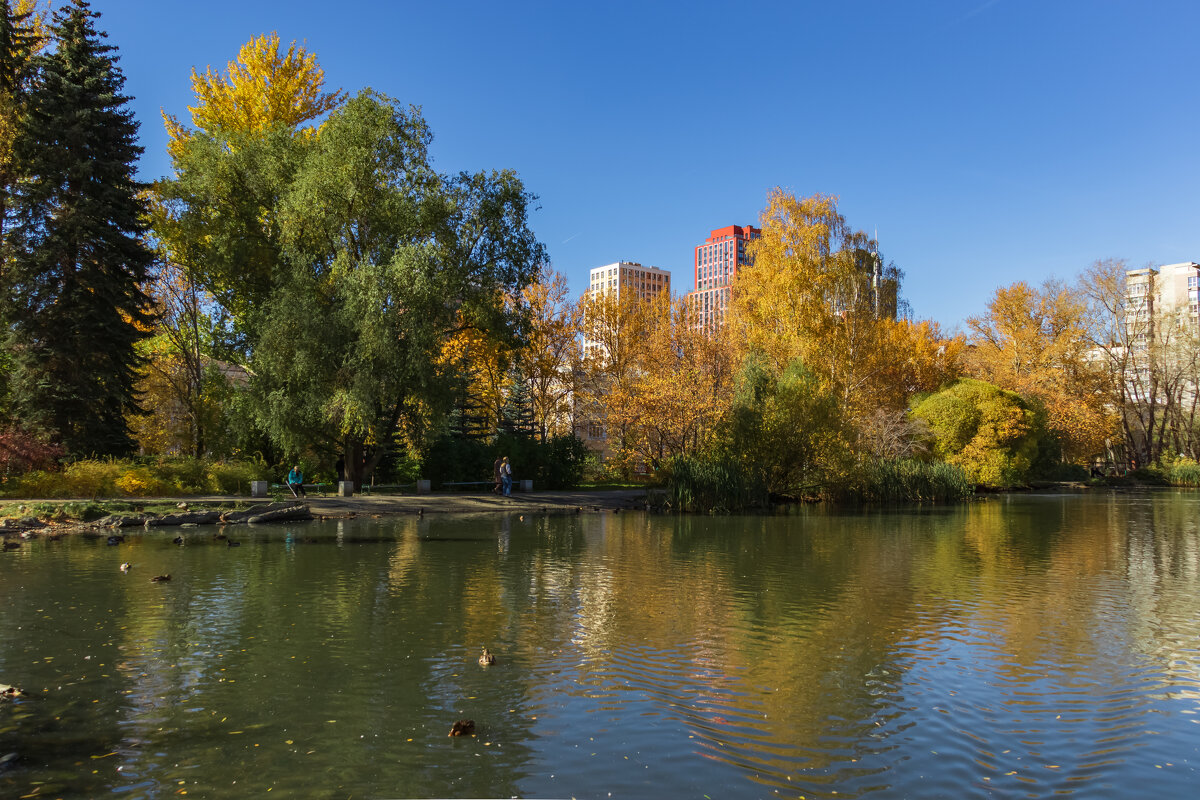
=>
[686,224,761,330]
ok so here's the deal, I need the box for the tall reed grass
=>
[664,455,767,513]
[1165,459,1200,487]
[827,459,973,505]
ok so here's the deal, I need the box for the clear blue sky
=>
[95,0,1199,329]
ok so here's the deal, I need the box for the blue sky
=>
[95,0,1199,328]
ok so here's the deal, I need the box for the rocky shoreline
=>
[0,501,312,541]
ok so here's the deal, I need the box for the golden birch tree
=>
[606,295,733,471]
[729,188,902,417]
[163,32,345,151]
[516,264,581,440]
[966,279,1115,462]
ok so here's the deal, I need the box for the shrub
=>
[208,461,270,494]
[0,427,62,474]
[1,456,273,498]
[910,378,1046,488]
[1037,462,1090,482]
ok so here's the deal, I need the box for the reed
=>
[1166,460,1200,487]
[664,455,767,513]
[828,459,973,505]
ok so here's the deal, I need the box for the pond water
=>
[2,492,1200,799]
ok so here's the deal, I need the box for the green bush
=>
[910,378,1046,488]
[208,460,271,493]
[421,432,590,490]
[1037,462,1090,482]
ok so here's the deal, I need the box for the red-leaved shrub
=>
[0,427,63,474]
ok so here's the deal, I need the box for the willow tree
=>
[152,32,346,355]
[248,91,544,487]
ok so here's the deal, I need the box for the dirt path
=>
[303,488,648,517]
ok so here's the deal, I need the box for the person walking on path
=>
[286,465,306,498]
[501,456,513,497]
[493,456,503,494]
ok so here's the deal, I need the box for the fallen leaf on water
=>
[90,752,117,759]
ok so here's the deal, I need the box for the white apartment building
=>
[1126,262,1200,342]
[587,261,671,302]
[582,261,671,361]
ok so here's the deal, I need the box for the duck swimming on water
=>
[478,646,496,666]
[448,719,475,736]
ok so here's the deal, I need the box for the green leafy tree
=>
[721,355,850,498]
[5,0,153,456]
[910,378,1046,487]
[248,91,545,487]
[152,124,307,356]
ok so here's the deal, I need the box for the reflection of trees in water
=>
[5,496,1200,797]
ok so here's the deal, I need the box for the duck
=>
[172,536,184,545]
[226,540,241,547]
[2,540,20,551]
[448,719,475,737]
[150,574,171,582]
[478,646,496,667]
[119,562,131,572]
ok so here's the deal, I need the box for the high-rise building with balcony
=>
[1126,262,1200,344]
[685,224,761,330]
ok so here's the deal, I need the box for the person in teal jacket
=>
[286,465,306,497]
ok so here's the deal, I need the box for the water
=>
[2,492,1199,798]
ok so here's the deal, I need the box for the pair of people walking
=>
[492,455,513,497]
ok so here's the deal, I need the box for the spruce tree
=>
[0,2,41,420]
[5,0,153,455]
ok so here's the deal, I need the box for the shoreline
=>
[1,488,649,525]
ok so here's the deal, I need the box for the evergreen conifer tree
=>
[499,368,535,437]
[5,0,153,455]
[0,1,41,419]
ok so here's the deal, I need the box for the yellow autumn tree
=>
[436,321,512,437]
[965,280,1115,462]
[607,295,733,471]
[576,286,660,466]
[729,189,903,417]
[515,264,581,440]
[163,32,345,152]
